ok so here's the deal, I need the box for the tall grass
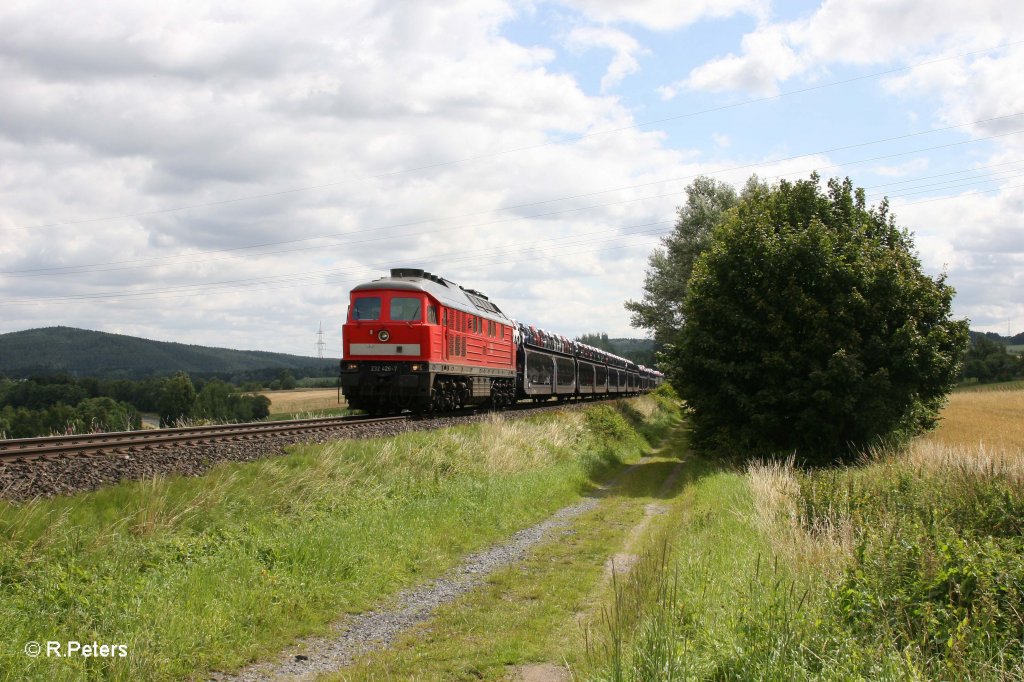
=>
[792,440,1024,677]
[0,400,672,681]
[588,389,1024,680]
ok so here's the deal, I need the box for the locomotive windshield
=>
[390,297,422,321]
[351,296,381,321]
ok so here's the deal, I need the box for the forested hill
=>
[970,330,1024,346]
[0,327,337,380]
[575,333,656,366]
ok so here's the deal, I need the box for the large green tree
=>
[625,176,741,381]
[674,175,968,462]
[625,176,740,348]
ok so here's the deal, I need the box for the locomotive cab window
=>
[351,296,381,321]
[390,297,422,321]
[428,305,438,324]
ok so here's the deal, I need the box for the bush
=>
[158,373,196,427]
[674,175,969,462]
[194,380,271,422]
[73,397,141,432]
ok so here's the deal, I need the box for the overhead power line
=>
[3,136,1022,302]
[9,39,1024,233]
[6,157,1024,307]
[4,112,1024,279]
[0,221,672,304]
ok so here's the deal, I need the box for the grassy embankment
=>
[0,394,677,681]
[585,388,1024,680]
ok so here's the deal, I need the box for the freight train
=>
[339,268,662,414]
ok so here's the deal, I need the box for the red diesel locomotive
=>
[339,268,662,414]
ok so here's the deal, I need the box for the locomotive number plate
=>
[369,365,398,373]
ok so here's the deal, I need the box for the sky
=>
[1,0,1023,357]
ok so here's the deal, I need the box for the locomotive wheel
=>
[432,382,447,411]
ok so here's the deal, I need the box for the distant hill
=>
[970,330,1024,357]
[0,327,337,381]
[608,338,657,365]
[575,333,656,366]
[970,330,1024,346]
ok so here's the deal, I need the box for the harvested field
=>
[927,387,1024,452]
[261,388,345,414]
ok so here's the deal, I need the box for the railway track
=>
[0,414,409,463]
[0,400,602,500]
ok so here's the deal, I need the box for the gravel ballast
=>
[0,403,592,501]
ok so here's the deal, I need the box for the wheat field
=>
[927,387,1024,452]
[260,388,346,414]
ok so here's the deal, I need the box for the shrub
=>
[674,175,968,462]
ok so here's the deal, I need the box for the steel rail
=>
[0,415,409,463]
[0,393,635,465]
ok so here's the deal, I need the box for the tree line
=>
[573,333,656,367]
[0,372,283,438]
[963,334,1024,383]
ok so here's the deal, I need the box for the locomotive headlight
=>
[342,362,359,372]
[409,363,425,372]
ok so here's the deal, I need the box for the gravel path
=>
[0,403,591,501]
[217,497,601,681]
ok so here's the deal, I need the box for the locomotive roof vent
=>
[460,287,489,300]
[425,272,449,286]
[390,268,450,287]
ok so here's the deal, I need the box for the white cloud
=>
[0,0,704,352]
[892,182,1024,330]
[669,0,1024,98]
[2,0,1022,355]
[884,47,1024,138]
[652,0,1024,335]
[684,24,804,96]
[565,25,648,92]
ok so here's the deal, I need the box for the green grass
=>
[793,456,1024,679]
[337,438,688,680]
[0,398,676,681]
[586,427,1024,680]
[585,433,806,681]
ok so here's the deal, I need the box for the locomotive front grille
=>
[348,343,422,355]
